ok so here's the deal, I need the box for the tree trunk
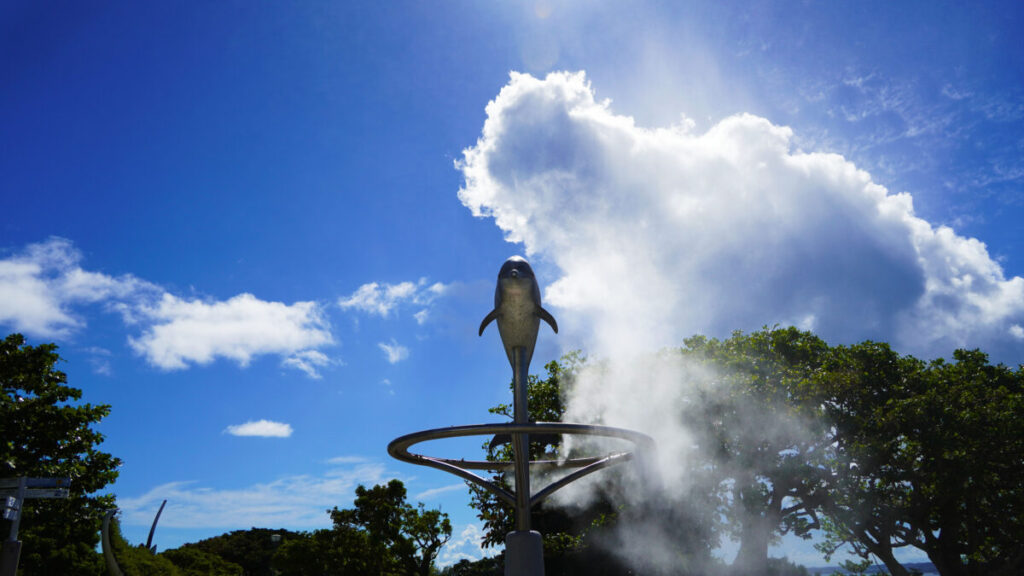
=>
[869,544,911,576]
[927,546,967,576]
[732,481,783,575]
[732,514,771,575]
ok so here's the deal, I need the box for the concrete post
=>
[505,530,544,576]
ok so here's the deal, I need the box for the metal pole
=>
[1,478,26,576]
[145,499,167,552]
[506,347,544,576]
[7,478,25,542]
[511,346,531,532]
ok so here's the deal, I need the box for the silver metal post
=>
[511,346,531,532]
[6,478,26,542]
[0,478,27,576]
[507,346,544,576]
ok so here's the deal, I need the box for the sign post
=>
[0,477,71,576]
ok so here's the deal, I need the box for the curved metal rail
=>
[388,422,655,508]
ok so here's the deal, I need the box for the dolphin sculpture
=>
[480,256,558,468]
[479,256,558,374]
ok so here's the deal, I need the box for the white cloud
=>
[413,483,466,501]
[324,455,368,465]
[129,293,334,375]
[378,339,409,364]
[0,237,157,337]
[117,461,389,530]
[224,419,294,438]
[82,346,113,376]
[458,71,1024,361]
[436,523,496,567]
[0,238,338,377]
[338,278,447,320]
[281,350,333,379]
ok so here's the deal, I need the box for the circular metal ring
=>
[388,422,655,508]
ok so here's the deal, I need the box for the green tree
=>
[160,546,243,576]
[438,555,503,576]
[329,479,452,576]
[170,528,301,576]
[271,529,358,576]
[0,333,121,576]
[678,328,832,575]
[105,515,181,576]
[815,344,1024,576]
[270,481,453,576]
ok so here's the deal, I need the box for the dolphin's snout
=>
[511,269,520,278]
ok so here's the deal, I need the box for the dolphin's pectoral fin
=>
[479,309,498,336]
[538,307,558,333]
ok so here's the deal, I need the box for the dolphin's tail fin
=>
[479,309,498,336]
[538,307,558,334]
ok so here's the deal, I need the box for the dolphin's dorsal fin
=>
[538,307,558,334]
[479,309,498,336]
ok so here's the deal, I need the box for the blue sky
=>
[2,0,1022,567]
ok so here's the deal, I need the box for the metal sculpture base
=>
[388,422,655,576]
[505,531,544,575]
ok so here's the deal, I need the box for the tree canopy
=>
[271,479,452,576]
[814,344,1024,576]
[466,328,1024,576]
[1,333,121,576]
[5,329,1020,576]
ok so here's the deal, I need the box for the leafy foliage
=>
[470,329,1023,576]
[168,528,301,576]
[267,480,452,576]
[105,515,182,576]
[329,479,453,576]
[814,344,1024,576]
[678,328,833,573]
[438,555,503,576]
[160,546,244,576]
[0,333,121,576]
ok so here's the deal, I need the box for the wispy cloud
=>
[224,420,294,438]
[338,278,447,320]
[324,455,368,465]
[413,483,466,501]
[117,461,390,530]
[378,339,409,364]
[81,346,113,376]
[281,350,334,379]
